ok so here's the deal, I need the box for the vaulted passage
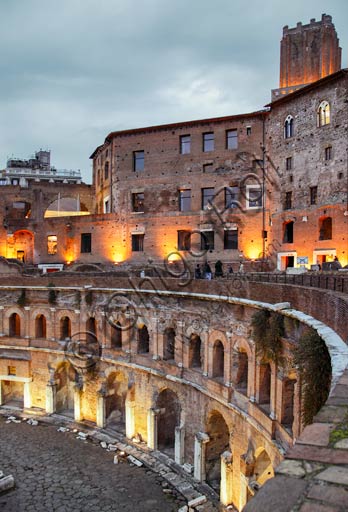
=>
[156,389,181,456]
[206,411,230,491]
[105,371,128,431]
[55,362,77,416]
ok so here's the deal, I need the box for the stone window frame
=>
[180,135,191,155]
[317,100,330,127]
[284,115,294,139]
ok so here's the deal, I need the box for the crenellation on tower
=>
[272,13,341,100]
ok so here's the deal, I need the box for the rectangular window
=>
[132,192,144,212]
[177,230,191,251]
[246,126,252,136]
[179,189,191,212]
[225,186,239,209]
[325,146,332,161]
[310,186,318,205]
[200,231,214,251]
[226,129,238,150]
[202,187,215,210]
[131,234,144,252]
[203,132,214,152]
[47,235,57,255]
[133,150,144,172]
[247,186,263,209]
[203,163,213,173]
[180,135,191,154]
[224,229,238,250]
[8,366,16,376]
[286,157,292,170]
[104,162,109,180]
[81,233,92,253]
[284,192,292,210]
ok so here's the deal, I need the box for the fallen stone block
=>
[100,441,108,449]
[183,463,193,474]
[187,496,207,508]
[27,419,38,426]
[107,444,117,451]
[178,507,188,512]
[0,475,15,493]
[127,455,143,467]
[113,455,119,464]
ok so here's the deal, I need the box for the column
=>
[176,321,185,368]
[49,308,56,341]
[194,432,210,482]
[0,380,3,405]
[220,451,233,506]
[24,306,31,339]
[270,364,277,420]
[23,381,32,409]
[202,331,209,377]
[125,400,136,439]
[175,425,185,465]
[151,318,159,360]
[0,306,4,336]
[74,386,83,422]
[96,392,106,428]
[147,408,161,450]
[46,383,57,414]
[224,332,233,386]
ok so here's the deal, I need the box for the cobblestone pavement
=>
[0,415,184,512]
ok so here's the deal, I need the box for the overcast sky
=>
[0,0,347,182]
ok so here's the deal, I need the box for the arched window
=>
[86,317,97,344]
[35,314,46,338]
[236,350,248,393]
[138,325,149,354]
[111,321,122,349]
[163,328,175,361]
[319,217,332,240]
[259,363,271,410]
[212,340,224,379]
[9,313,21,337]
[284,115,294,139]
[317,101,330,127]
[60,316,71,340]
[189,334,202,369]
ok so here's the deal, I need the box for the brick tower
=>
[272,14,342,100]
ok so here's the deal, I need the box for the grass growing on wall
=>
[251,309,285,364]
[293,328,332,426]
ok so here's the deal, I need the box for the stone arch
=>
[54,361,78,415]
[258,362,272,412]
[317,100,330,127]
[206,410,230,491]
[9,312,21,337]
[137,324,150,354]
[189,333,202,369]
[60,316,72,340]
[281,375,297,431]
[163,327,176,360]
[284,114,294,138]
[156,388,181,455]
[104,370,128,430]
[111,321,122,349]
[44,197,90,218]
[212,340,224,380]
[35,314,47,338]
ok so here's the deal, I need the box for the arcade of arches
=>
[0,286,334,511]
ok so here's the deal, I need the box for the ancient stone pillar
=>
[49,308,56,341]
[147,408,161,450]
[46,383,57,414]
[193,432,210,481]
[175,425,185,465]
[125,400,136,439]
[0,380,4,406]
[220,451,233,506]
[74,386,83,422]
[176,320,185,367]
[96,392,106,428]
[24,306,31,339]
[0,306,4,336]
[23,381,32,409]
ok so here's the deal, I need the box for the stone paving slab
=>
[0,407,221,512]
